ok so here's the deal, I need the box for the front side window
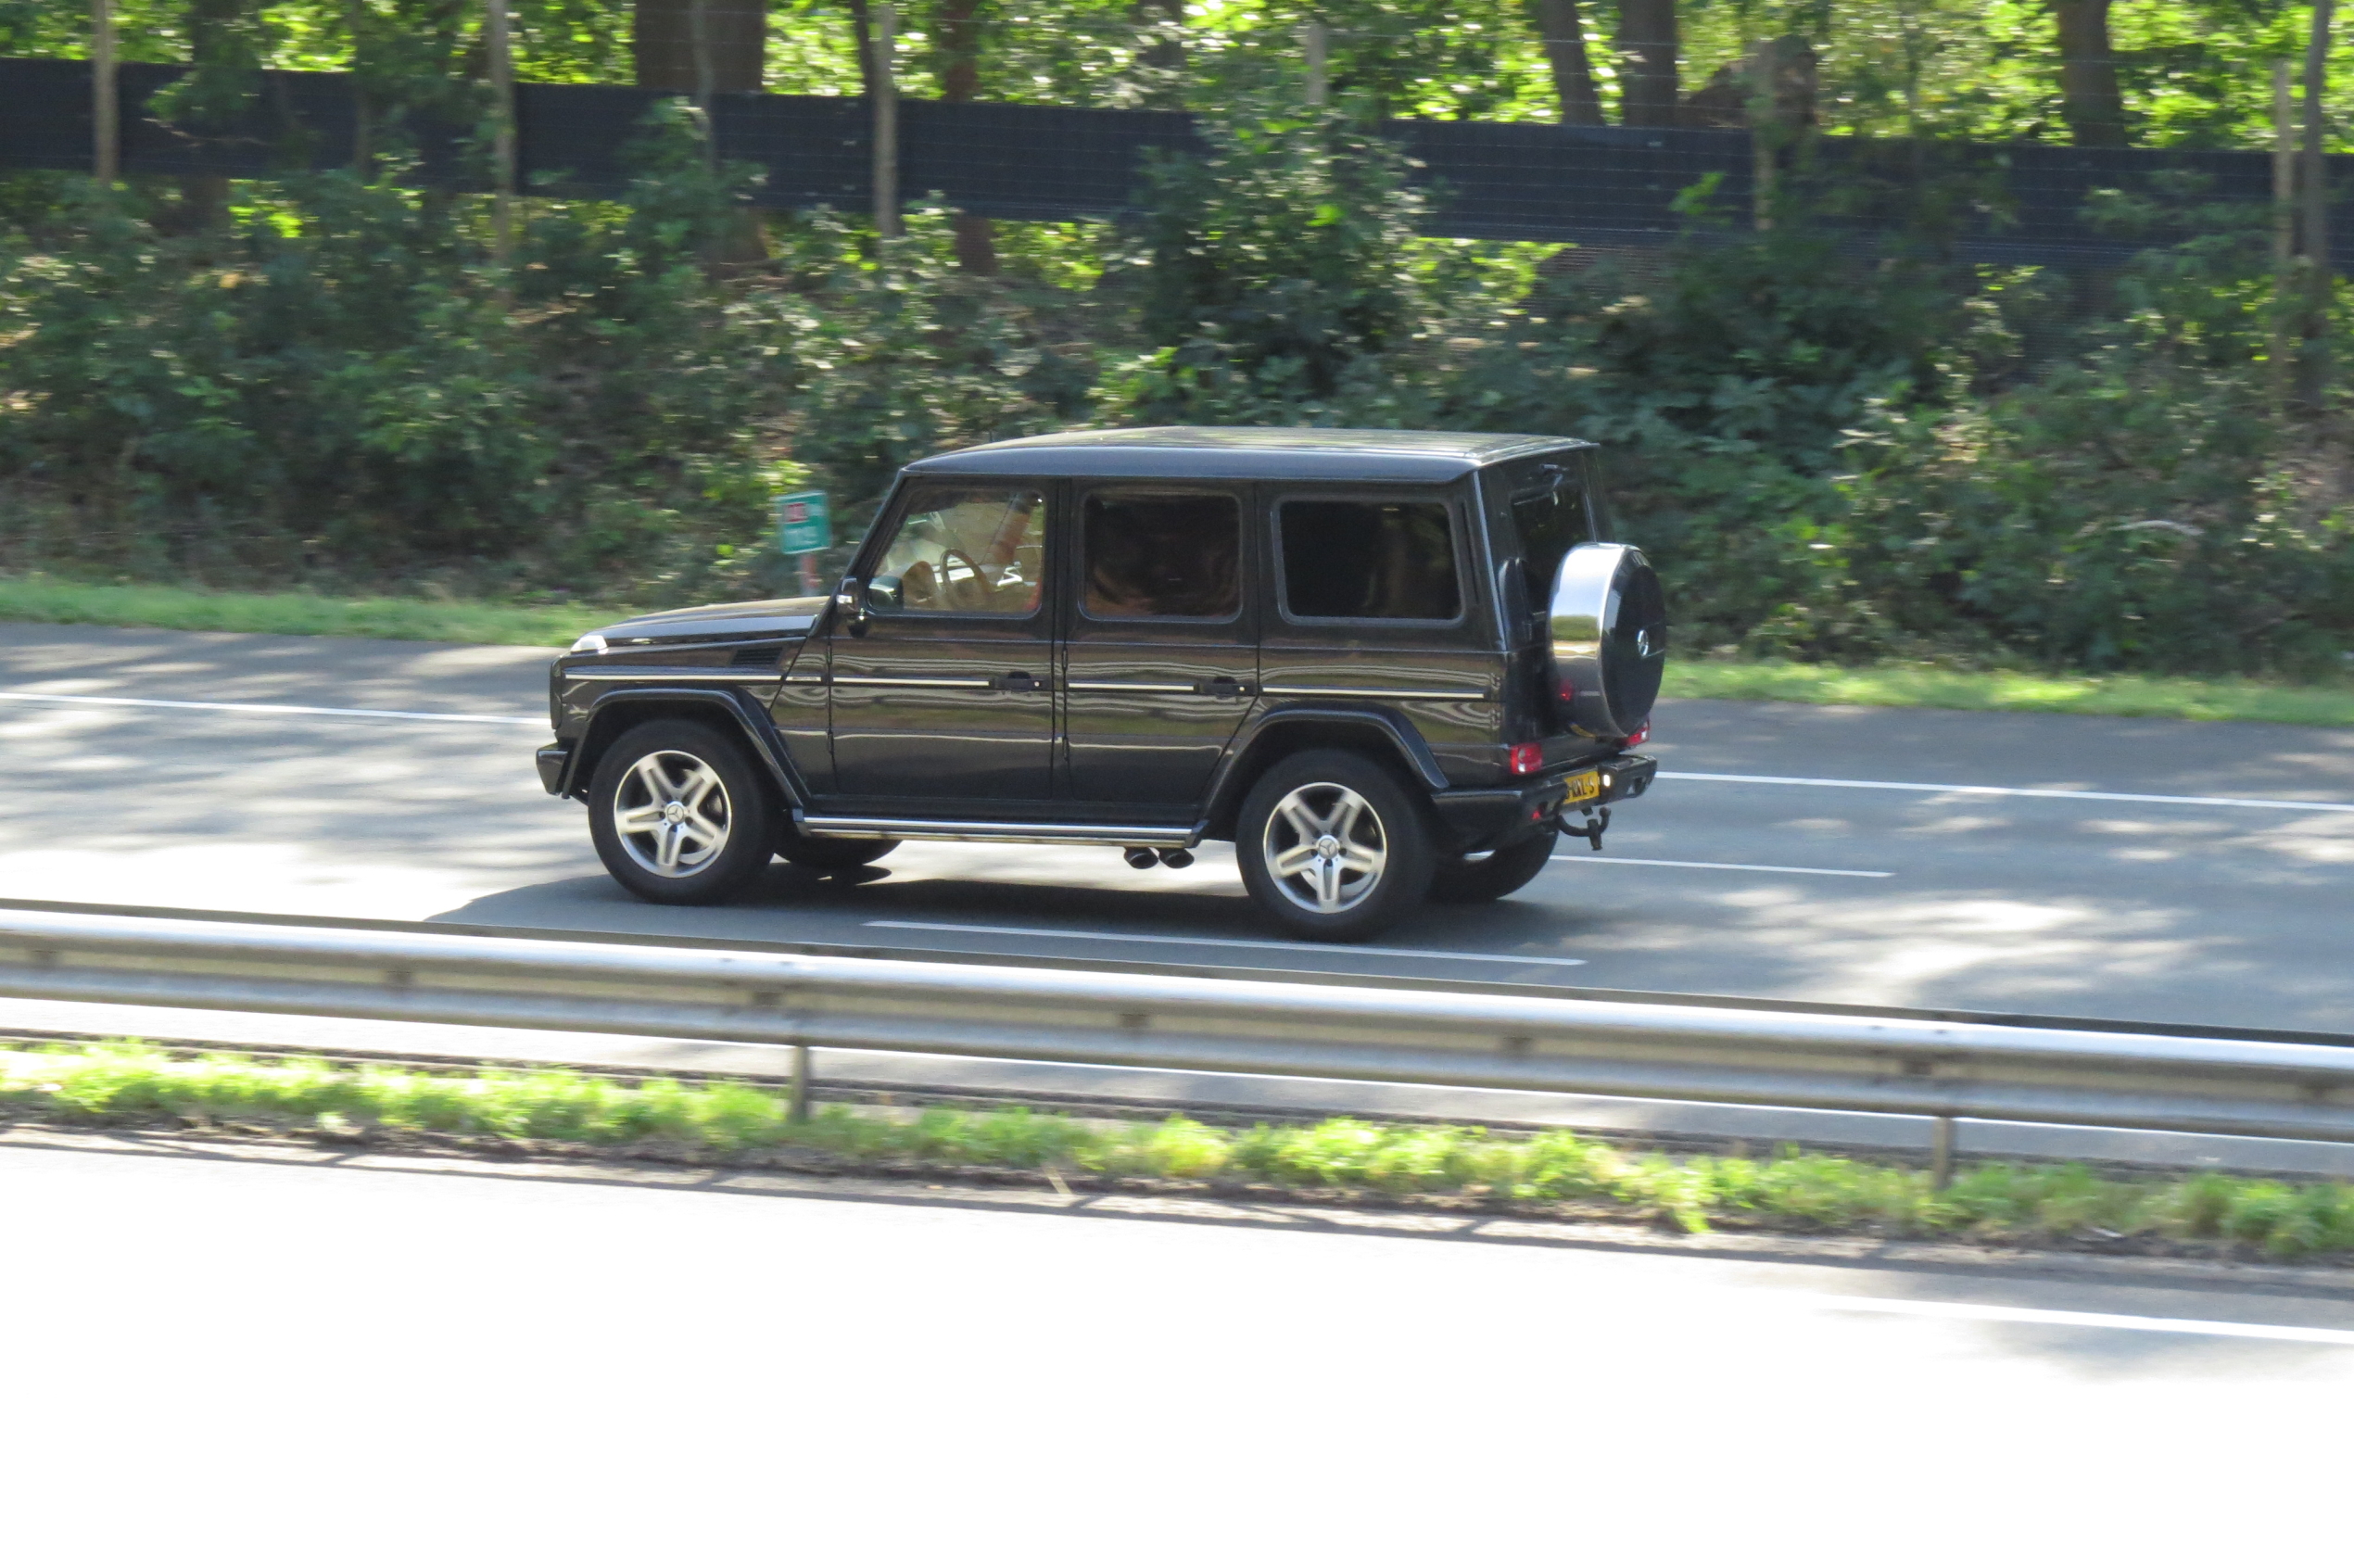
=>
[1279,498,1462,622]
[868,487,1045,616]
[1082,490,1243,620]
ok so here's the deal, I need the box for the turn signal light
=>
[1509,742,1544,776]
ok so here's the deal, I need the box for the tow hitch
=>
[1561,804,1612,853]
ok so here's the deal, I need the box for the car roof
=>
[901,426,1593,484]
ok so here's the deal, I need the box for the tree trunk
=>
[2053,0,2126,147]
[846,0,879,101]
[1133,0,1185,109]
[2298,0,2336,409]
[636,0,767,263]
[633,0,765,95]
[1526,0,1602,126]
[1614,0,1678,128]
[935,0,998,273]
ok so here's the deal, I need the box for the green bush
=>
[3,107,2350,672]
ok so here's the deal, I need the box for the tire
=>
[777,830,899,871]
[1430,829,1557,904]
[1236,750,1434,941]
[587,719,778,904]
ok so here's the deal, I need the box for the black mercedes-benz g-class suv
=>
[536,427,1665,940]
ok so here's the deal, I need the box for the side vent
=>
[729,642,786,668]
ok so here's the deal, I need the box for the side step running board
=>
[797,816,1199,849]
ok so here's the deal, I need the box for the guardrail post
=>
[790,1043,812,1124]
[1930,1115,1955,1191]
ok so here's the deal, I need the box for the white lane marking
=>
[866,919,1588,967]
[1663,769,2354,814]
[1798,1291,2354,1347]
[1549,854,1892,878]
[0,691,543,727]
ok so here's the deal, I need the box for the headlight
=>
[568,634,608,655]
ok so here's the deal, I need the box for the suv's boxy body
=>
[538,427,1665,938]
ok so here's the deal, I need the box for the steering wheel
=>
[939,547,992,611]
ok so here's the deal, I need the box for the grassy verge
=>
[0,577,633,648]
[1664,659,2354,727]
[10,1043,2353,1262]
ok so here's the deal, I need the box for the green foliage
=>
[17,1042,2354,1260]
[1117,99,1441,424]
[766,207,1101,520]
[0,107,787,601]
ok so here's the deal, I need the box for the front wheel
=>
[588,719,778,904]
[1236,750,1433,941]
[1430,829,1558,904]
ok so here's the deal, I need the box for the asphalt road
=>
[4,622,2349,1036]
[6,1132,2348,1566]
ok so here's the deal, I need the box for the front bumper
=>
[536,742,573,796]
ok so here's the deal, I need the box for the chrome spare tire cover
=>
[1547,542,1668,740]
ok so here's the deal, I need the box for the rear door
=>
[1059,483,1258,809]
[827,481,1057,803]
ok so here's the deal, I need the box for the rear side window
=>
[1278,499,1461,622]
[1082,490,1243,619]
[1508,483,1587,602]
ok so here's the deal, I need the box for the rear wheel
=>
[1237,750,1433,941]
[1430,829,1557,904]
[588,720,777,904]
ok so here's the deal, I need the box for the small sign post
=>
[775,490,830,593]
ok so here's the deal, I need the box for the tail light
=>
[1509,742,1544,776]
[1624,722,1651,747]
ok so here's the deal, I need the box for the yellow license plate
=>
[1563,769,1603,805]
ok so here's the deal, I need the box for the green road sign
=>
[776,490,830,555]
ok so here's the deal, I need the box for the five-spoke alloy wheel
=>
[588,720,777,904]
[1237,750,1432,940]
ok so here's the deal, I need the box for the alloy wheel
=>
[1261,782,1388,915]
[612,750,733,877]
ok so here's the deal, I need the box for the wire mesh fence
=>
[2,54,2343,268]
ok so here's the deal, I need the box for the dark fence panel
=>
[2,56,2342,267]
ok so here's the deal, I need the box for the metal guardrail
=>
[2,907,2351,1169]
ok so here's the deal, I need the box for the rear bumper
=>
[1430,778,1573,854]
[1587,752,1657,807]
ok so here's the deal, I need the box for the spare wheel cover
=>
[1547,542,1667,740]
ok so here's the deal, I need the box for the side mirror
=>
[834,581,870,638]
[866,575,904,613]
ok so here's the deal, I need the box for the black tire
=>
[1236,749,1434,941]
[1430,829,1557,904]
[587,719,778,904]
[777,830,899,871]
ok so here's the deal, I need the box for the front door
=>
[1060,484,1259,808]
[828,481,1056,803]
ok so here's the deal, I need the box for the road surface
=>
[2,1132,2346,1565]
[3,623,2348,1032]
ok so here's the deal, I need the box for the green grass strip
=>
[0,577,632,648]
[9,1043,2353,1261]
[1664,659,2354,727]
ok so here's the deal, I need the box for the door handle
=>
[1196,676,1252,698]
[995,671,1044,693]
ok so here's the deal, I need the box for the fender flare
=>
[1203,704,1450,835]
[561,687,807,810]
